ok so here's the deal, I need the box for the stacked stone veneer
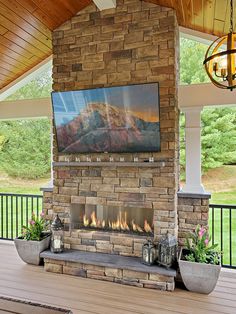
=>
[178,194,210,245]
[49,0,179,256]
[67,229,146,257]
[44,257,175,291]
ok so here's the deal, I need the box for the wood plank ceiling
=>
[0,0,92,91]
[0,0,234,91]
[151,0,236,37]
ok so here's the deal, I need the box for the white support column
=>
[181,106,206,194]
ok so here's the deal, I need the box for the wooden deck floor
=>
[0,241,236,314]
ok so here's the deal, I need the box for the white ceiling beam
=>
[0,56,52,102]
[179,83,236,109]
[93,0,116,10]
[0,98,52,120]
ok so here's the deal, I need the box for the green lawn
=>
[211,190,236,205]
[0,186,43,194]
[208,207,236,266]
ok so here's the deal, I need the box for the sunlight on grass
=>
[211,190,236,205]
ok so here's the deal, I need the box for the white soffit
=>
[93,0,116,10]
[179,26,218,46]
[0,56,52,102]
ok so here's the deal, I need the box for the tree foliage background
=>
[0,39,235,179]
[0,70,52,179]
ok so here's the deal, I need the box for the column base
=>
[179,183,207,195]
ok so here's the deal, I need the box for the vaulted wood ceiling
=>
[151,0,235,37]
[0,0,91,91]
[0,0,234,92]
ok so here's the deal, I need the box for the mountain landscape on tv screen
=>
[56,103,160,153]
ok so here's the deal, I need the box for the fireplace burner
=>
[71,204,154,236]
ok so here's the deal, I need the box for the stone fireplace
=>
[50,0,180,254]
[41,0,183,291]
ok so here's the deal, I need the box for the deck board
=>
[0,241,235,314]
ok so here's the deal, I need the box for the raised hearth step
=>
[41,249,176,277]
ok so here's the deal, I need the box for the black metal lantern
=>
[157,232,177,268]
[142,239,157,266]
[51,215,64,253]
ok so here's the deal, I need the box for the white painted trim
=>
[0,56,52,102]
[93,0,116,10]
[0,98,52,120]
[179,83,236,109]
[180,26,218,46]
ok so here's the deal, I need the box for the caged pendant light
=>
[203,0,236,90]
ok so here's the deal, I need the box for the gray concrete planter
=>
[179,248,221,294]
[14,235,51,265]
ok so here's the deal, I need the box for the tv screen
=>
[51,83,160,154]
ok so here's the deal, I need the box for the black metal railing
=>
[209,204,236,269]
[0,193,43,240]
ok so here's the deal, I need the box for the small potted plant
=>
[179,225,221,294]
[14,211,51,265]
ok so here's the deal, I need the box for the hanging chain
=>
[230,0,234,33]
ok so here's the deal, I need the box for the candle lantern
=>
[142,239,157,266]
[51,215,64,253]
[157,232,177,268]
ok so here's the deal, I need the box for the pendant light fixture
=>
[203,0,236,90]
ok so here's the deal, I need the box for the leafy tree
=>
[201,107,236,170]
[0,119,51,179]
[180,38,210,85]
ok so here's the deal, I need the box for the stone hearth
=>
[41,250,176,291]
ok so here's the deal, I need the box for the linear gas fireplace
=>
[71,204,154,236]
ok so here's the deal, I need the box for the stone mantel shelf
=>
[53,161,165,168]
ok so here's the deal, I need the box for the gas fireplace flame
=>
[82,210,153,234]
[83,214,89,227]
[144,219,152,233]
[131,220,143,233]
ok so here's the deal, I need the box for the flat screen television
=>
[51,82,160,154]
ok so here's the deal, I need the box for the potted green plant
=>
[179,225,221,294]
[14,211,51,265]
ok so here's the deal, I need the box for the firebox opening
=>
[71,204,154,235]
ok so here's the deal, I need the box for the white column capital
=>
[181,106,203,113]
[182,106,203,129]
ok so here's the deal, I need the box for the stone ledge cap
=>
[40,181,53,192]
[177,191,211,199]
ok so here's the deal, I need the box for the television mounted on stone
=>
[51,83,160,154]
